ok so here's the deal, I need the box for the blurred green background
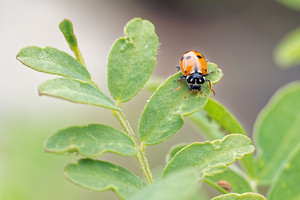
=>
[1,0,300,199]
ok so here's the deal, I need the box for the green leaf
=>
[274,27,300,68]
[163,134,254,177]
[65,159,145,199]
[188,110,225,140]
[205,62,224,84]
[127,169,201,200]
[45,124,137,157]
[59,19,78,51]
[107,18,159,102]
[167,145,254,194]
[17,46,91,81]
[144,61,222,93]
[204,98,246,135]
[39,78,118,110]
[206,167,253,193]
[212,193,266,200]
[254,81,300,183]
[59,19,85,65]
[277,0,300,12]
[268,145,300,200]
[139,63,223,146]
[166,144,187,163]
[204,98,255,177]
[144,76,165,92]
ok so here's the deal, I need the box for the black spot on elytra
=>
[185,55,191,60]
[197,55,202,59]
[181,56,184,61]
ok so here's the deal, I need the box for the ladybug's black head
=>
[189,84,201,92]
[186,72,205,92]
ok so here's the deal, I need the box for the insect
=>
[217,180,232,192]
[176,50,215,95]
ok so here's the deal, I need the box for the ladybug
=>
[176,50,215,95]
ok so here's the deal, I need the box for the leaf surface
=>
[127,169,200,200]
[268,145,300,200]
[206,167,253,193]
[45,124,137,157]
[163,134,254,177]
[212,193,266,200]
[204,98,246,135]
[139,63,222,145]
[204,98,255,176]
[167,144,253,193]
[17,46,91,81]
[65,159,145,199]
[107,18,158,102]
[188,110,225,140]
[254,82,300,183]
[59,19,78,51]
[59,19,85,65]
[39,78,118,110]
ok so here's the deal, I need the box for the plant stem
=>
[112,102,154,184]
[203,179,229,194]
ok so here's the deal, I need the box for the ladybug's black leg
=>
[176,65,180,71]
[174,75,186,82]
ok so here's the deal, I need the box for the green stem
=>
[112,101,153,184]
[203,179,229,194]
